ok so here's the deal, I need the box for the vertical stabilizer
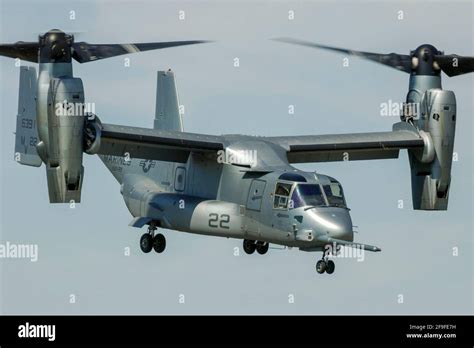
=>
[14,66,42,167]
[154,70,183,131]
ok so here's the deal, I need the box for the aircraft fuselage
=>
[101,137,354,250]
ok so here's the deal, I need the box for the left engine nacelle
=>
[39,78,86,203]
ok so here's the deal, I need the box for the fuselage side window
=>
[273,182,292,209]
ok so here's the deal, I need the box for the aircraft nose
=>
[306,207,353,241]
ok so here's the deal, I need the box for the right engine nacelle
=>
[408,89,456,210]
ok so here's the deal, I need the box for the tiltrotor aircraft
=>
[2,30,472,274]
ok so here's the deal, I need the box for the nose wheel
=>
[316,258,335,274]
[140,224,166,254]
[153,233,166,253]
[140,233,153,253]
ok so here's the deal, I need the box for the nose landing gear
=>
[140,223,166,254]
[316,257,335,274]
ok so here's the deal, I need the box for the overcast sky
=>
[0,0,472,314]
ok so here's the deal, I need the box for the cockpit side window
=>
[323,182,346,207]
[273,182,292,209]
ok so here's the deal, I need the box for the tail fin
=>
[14,66,42,167]
[154,69,183,131]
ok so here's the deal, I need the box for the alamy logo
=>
[217,149,257,167]
[55,100,95,116]
[18,322,56,341]
[0,241,38,262]
[324,243,365,262]
[380,99,420,118]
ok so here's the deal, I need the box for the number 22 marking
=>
[208,213,230,229]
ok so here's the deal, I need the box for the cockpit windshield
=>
[323,182,346,208]
[273,179,347,210]
[290,184,326,209]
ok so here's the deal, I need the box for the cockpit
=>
[273,173,347,210]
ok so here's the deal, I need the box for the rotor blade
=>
[0,42,39,63]
[435,54,474,77]
[273,37,412,73]
[72,40,210,63]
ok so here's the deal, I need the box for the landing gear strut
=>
[316,256,335,274]
[140,223,166,254]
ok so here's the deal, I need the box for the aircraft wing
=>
[91,122,224,162]
[266,122,425,163]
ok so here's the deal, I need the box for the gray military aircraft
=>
[2,30,472,274]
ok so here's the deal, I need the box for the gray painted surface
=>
[0,0,472,315]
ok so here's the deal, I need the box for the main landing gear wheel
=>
[140,233,153,253]
[256,241,269,255]
[153,233,166,253]
[243,239,256,254]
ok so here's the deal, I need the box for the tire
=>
[153,233,166,253]
[140,233,153,253]
[316,260,326,274]
[243,239,256,254]
[256,242,269,255]
[325,260,335,274]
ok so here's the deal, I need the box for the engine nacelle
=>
[408,89,456,210]
[42,77,86,203]
[83,114,102,155]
